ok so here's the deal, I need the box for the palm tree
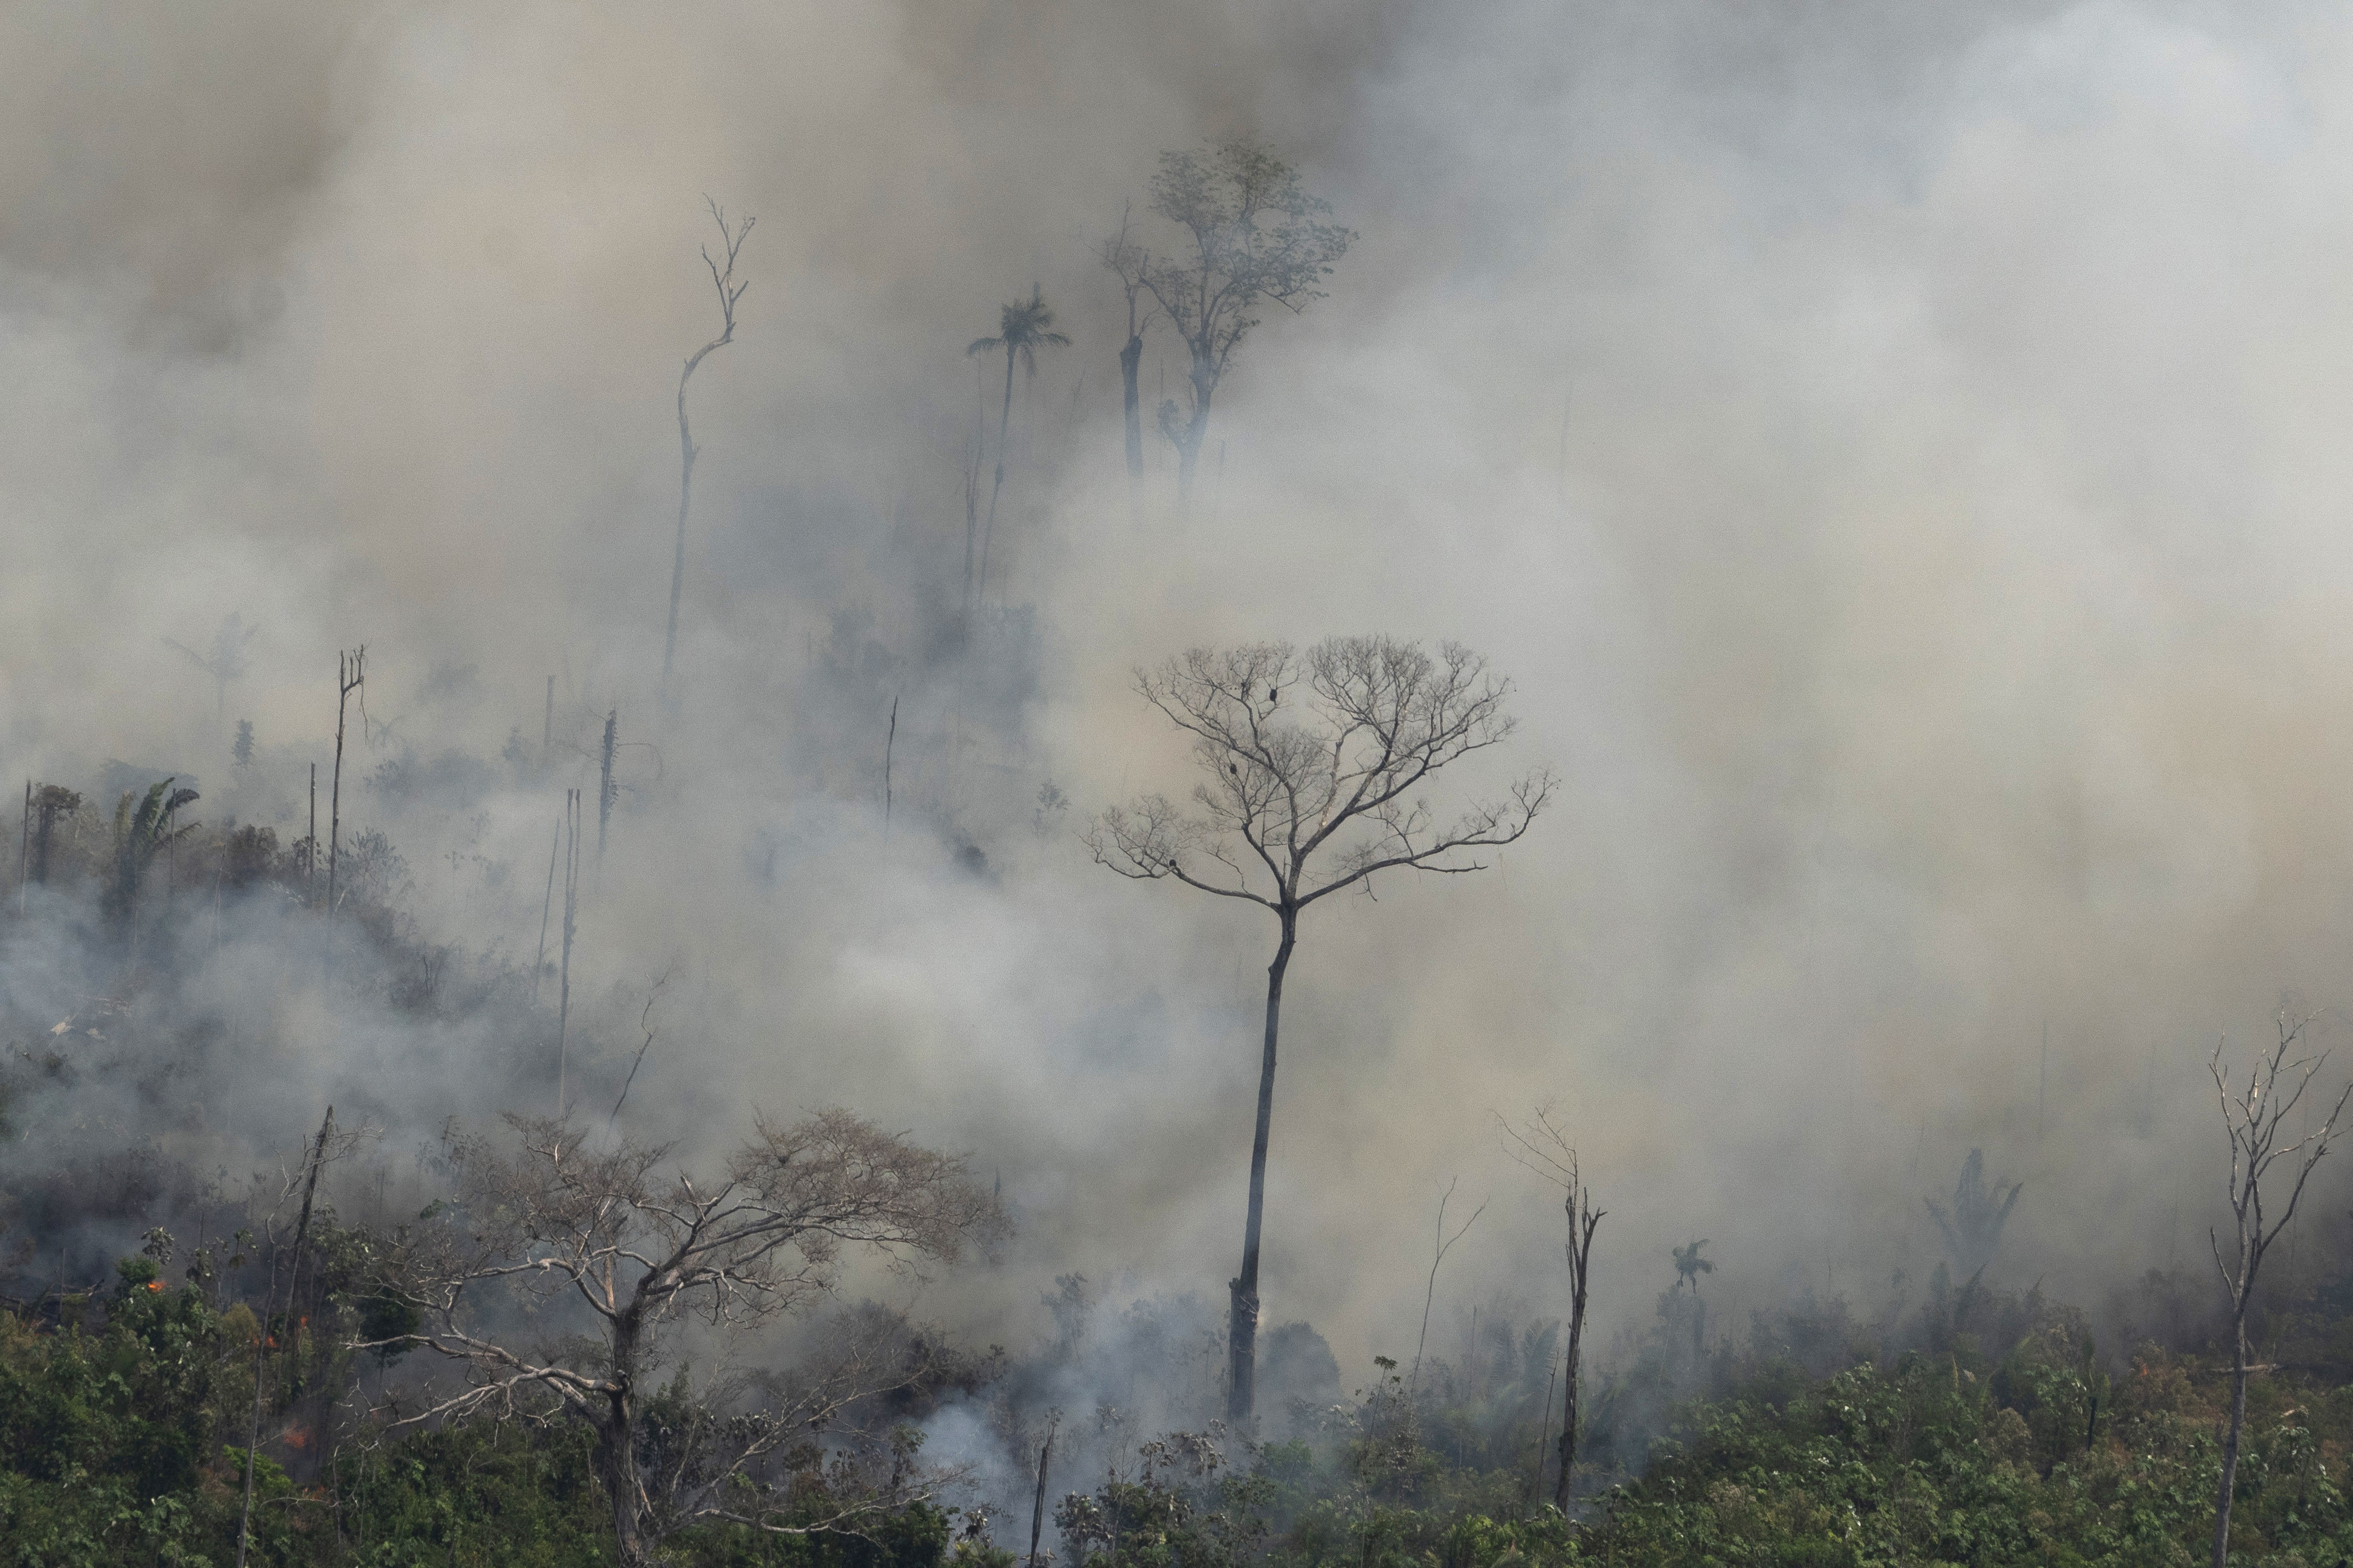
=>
[106,778,200,927]
[1672,1239,1713,1294]
[164,613,257,727]
[965,286,1070,613]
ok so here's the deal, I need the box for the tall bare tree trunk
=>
[2213,1304,2251,1566]
[599,1308,647,1568]
[1229,912,1295,1421]
[662,371,698,714]
[1027,1418,1058,1568]
[1554,1279,1587,1511]
[1120,333,1144,489]
[979,345,1016,605]
[1176,365,1214,505]
[557,789,580,1116]
[598,711,617,865]
[327,649,363,925]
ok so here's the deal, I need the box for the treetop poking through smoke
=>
[1091,634,1549,1419]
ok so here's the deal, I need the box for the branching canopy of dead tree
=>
[374,1109,1007,1563]
[2206,1010,2353,1568]
[1087,636,1553,910]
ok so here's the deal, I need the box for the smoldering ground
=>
[8,0,2353,1530]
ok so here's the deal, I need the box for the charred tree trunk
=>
[1553,1178,1601,1512]
[556,789,581,1116]
[598,711,617,865]
[327,649,363,924]
[1229,910,1295,1421]
[1120,333,1144,486]
[979,345,1016,605]
[1026,1418,1057,1568]
[598,1308,647,1568]
[2214,1304,2251,1566]
[1174,364,1214,506]
[1553,1299,1585,1510]
[662,376,697,715]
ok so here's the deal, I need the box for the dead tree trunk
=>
[2207,1014,2352,1568]
[1026,1416,1057,1568]
[1554,1184,1599,1513]
[1120,333,1144,487]
[1229,913,1294,1421]
[594,1303,649,1568]
[1501,1108,1603,1513]
[660,199,752,714]
[533,815,559,1006]
[327,648,364,923]
[597,711,617,865]
[978,343,1015,605]
[556,788,581,1116]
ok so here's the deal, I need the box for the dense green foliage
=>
[0,1257,955,1566]
[17,1248,2353,1567]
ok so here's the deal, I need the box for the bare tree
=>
[598,710,618,865]
[327,646,365,923]
[1100,207,1152,499]
[1087,636,1552,1419]
[1136,143,1353,502]
[2206,1011,2353,1568]
[965,286,1071,610]
[1502,1108,1602,1513]
[235,1106,336,1568]
[1410,1178,1485,1390]
[373,1109,1007,1568]
[662,197,754,714]
[556,787,582,1115]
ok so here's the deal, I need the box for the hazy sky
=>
[8,0,2353,1372]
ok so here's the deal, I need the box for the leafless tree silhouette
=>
[1089,636,1551,1418]
[373,1110,1007,1567]
[2206,1012,2353,1568]
[661,197,753,714]
[1503,1107,1602,1512]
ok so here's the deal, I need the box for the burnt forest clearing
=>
[8,5,2353,1566]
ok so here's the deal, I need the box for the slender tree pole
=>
[1410,1179,1486,1390]
[1502,1109,1604,1513]
[237,1108,333,1568]
[17,780,26,916]
[1026,1415,1058,1568]
[307,764,316,903]
[883,694,899,835]
[533,815,560,1007]
[327,648,364,923]
[597,711,617,866]
[660,198,753,714]
[1090,639,1551,1418]
[965,286,1070,608]
[2207,1013,2353,1568]
[1529,1346,1560,1507]
[1100,207,1151,505]
[556,789,581,1116]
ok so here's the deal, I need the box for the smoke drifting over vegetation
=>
[11,1,2353,1560]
